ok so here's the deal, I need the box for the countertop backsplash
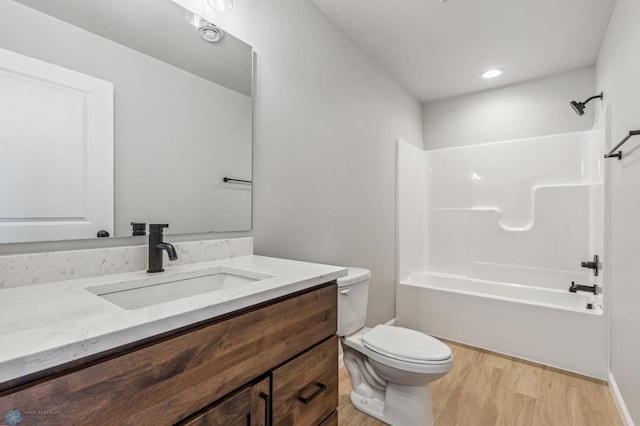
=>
[0,237,253,289]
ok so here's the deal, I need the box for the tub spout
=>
[569,282,599,295]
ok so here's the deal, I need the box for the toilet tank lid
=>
[337,267,371,287]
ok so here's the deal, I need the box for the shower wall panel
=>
[398,129,604,291]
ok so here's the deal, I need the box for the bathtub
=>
[396,272,608,379]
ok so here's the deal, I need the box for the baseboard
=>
[608,371,635,426]
[384,317,397,326]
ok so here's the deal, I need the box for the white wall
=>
[174,0,424,326]
[422,67,596,149]
[596,0,640,422]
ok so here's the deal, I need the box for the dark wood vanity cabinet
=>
[0,283,338,425]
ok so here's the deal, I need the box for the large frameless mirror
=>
[0,0,253,243]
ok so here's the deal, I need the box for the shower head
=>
[570,92,603,116]
[570,100,586,116]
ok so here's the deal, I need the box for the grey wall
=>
[596,0,640,422]
[0,0,252,238]
[422,67,596,149]
[175,0,424,326]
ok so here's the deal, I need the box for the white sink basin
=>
[86,267,273,310]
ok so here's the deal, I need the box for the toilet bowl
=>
[338,268,452,426]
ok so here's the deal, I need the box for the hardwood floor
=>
[337,340,622,426]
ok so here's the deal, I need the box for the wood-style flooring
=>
[337,340,622,426]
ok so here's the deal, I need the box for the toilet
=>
[338,268,452,426]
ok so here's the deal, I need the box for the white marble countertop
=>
[0,255,347,385]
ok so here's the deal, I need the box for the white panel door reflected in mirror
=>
[0,48,114,243]
[0,0,253,243]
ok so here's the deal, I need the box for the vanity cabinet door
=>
[180,387,252,426]
[272,337,338,426]
[177,375,270,426]
[251,376,271,426]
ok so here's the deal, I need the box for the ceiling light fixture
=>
[208,0,233,13]
[185,12,225,43]
[481,68,504,79]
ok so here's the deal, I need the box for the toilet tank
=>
[337,267,371,337]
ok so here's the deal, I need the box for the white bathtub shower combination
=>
[396,130,607,379]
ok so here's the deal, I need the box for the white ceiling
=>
[16,0,252,95]
[312,0,617,102]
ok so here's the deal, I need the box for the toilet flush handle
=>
[340,289,350,296]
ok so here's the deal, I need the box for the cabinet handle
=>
[259,392,272,426]
[297,382,327,404]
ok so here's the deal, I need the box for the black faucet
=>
[147,224,178,273]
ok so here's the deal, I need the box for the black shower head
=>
[570,100,585,116]
[570,92,603,116]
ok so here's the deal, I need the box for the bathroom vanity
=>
[0,255,345,425]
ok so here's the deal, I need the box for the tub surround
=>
[0,251,347,387]
[0,237,253,289]
[396,132,608,379]
[399,130,604,289]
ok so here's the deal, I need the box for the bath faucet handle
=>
[580,255,600,277]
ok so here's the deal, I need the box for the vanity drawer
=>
[272,336,338,426]
[319,411,338,426]
[0,283,337,426]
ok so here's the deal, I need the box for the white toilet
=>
[338,268,452,426]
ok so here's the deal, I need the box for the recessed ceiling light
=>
[199,26,225,43]
[481,68,504,79]
[185,12,225,43]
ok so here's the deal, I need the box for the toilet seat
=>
[362,325,452,364]
[343,327,452,375]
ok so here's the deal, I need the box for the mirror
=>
[0,0,253,243]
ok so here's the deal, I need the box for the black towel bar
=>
[223,177,252,184]
[605,130,640,160]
